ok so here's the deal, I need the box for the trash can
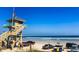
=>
[59,47,62,52]
[57,48,59,52]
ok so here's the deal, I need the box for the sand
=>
[1,39,79,52]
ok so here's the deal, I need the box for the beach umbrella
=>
[22,42,29,47]
[26,41,35,52]
[42,44,54,50]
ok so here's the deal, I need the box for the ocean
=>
[23,36,79,41]
[22,36,79,45]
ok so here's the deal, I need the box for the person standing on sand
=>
[16,40,23,50]
[2,40,7,48]
[10,40,16,50]
[0,41,2,51]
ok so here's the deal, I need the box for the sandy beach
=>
[31,39,79,51]
[1,39,79,52]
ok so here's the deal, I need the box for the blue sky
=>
[0,7,79,36]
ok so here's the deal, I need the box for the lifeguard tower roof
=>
[7,17,25,24]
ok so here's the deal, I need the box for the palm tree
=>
[26,41,35,52]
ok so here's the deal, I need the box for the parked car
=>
[42,44,54,50]
[66,43,79,52]
[66,43,77,49]
[70,44,79,52]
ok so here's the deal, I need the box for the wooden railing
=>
[0,25,25,41]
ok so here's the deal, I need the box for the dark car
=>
[66,43,79,52]
[42,44,54,50]
[66,43,77,49]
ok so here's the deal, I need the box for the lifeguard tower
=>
[0,8,25,49]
